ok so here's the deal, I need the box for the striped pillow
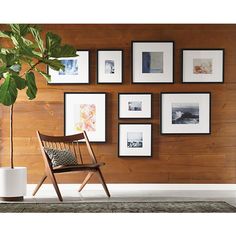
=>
[44,148,78,168]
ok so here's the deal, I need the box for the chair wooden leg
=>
[47,171,63,202]
[97,169,110,197]
[32,174,47,196]
[78,172,94,192]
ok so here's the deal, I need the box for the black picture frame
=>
[118,123,153,158]
[47,49,90,85]
[160,92,211,135]
[181,48,224,84]
[64,92,107,143]
[97,49,124,84]
[131,41,174,84]
[118,93,153,119]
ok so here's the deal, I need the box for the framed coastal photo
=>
[132,41,174,83]
[118,124,152,157]
[160,92,211,134]
[182,49,224,83]
[97,49,123,84]
[64,92,106,142]
[118,93,152,119]
[48,50,90,84]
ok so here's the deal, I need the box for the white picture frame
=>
[97,49,123,84]
[118,124,152,157]
[64,92,106,142]
[48,50,89,84]
[182,49,224,83]
[132,41,174,83]
[161,92,211,134]
[118,93,152,118]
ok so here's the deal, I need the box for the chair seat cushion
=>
[44,148,78,168]
[53,163,105,172]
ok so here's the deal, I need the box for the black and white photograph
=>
[182,49,224,83]
[48,50,89,84]
[161,92,211,134]
[119,93,152,119]
[105,60,115,74]
[132,41,174,83]
[127,132,143,148]
[97,49,123,83]
[118,124,152,157]
[172,103,199,124]
[128,101,142,111]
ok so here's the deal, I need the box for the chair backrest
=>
[36,131,98,169]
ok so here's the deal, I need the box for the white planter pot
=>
[0,167,27,201]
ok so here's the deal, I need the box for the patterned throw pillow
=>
[44,148,78,168]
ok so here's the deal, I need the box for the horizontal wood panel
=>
[1,24,236,183]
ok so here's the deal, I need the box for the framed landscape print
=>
[118,123,152,157]
[48,50,90,84]
[182,49,224,83]
[97,49,123,84]
[64,92,106,142]
[118,93,152,119]
[132,41,174,83]
[160,92,211,134]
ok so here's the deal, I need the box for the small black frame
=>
[118,92,153,119]
[96,49,124,84]
[64,92,107,143]
[160,92,211,135]
[118,123,153,158]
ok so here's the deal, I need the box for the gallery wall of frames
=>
[0,24,236,184]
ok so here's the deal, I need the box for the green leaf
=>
[50,44,77,58]
[26,72,37,100]
[46,32,61,55]
[29,27,44,53]
[37,70,51,82]
[10,24,29,36]
[0,30,12,38]
[0,73,18,106]
[12,74,26,90]
[43,58,64,71]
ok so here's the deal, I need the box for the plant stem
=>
[10,104,14,169]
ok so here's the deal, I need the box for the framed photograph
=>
[182,49,224,83]
[160,92,211,134]
[97,49,123,84]
[118,93,152,119]
[64,92,106,142]
[132,41,174,83]
[118,124,152,157]
[48,50,90,84]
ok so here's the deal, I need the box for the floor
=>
[2,184,236,207]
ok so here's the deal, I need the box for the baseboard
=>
[27,183,236,191]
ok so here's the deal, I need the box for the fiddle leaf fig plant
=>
[0,24,77,168]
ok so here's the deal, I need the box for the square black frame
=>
[47,49,90,85]
[160,92,211,135]
[131,41,175,84]
[181,48,224,84]
[118,123,153,158]
[96,49,124,84]
[118,93,153,119]
[64,92,107,143]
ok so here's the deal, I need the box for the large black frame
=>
[118,123,153,158]
[160,92,211,135]
[47,49,90,85]
[118,93,153,119]
[97,49,124,84]
[131,41,175,84]
[181,48,224,84]
[64,92,107,143]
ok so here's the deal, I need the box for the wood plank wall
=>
[0,24,236,183]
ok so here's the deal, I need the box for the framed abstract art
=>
[64,92,106,142]
[48,50,90,84]
[160,92,211,134]
[182,49,224,83]
[132,41,174,83]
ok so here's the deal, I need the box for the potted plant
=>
[0,24,77,201]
